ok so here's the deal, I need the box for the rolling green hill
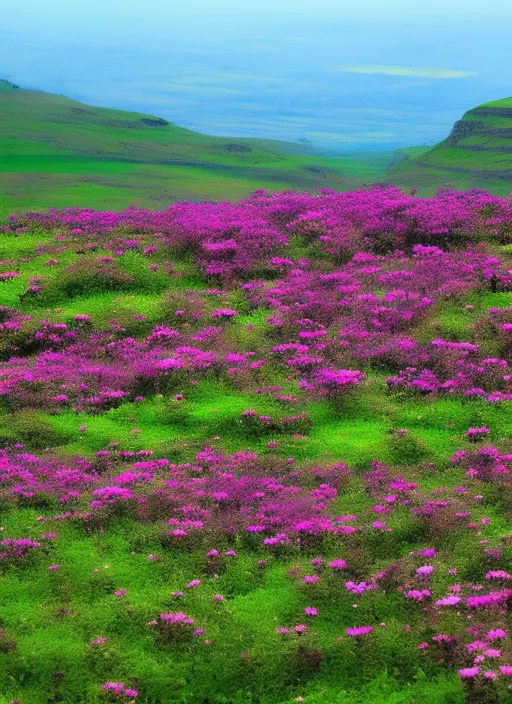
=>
[0,80,392,217]
[388,96,512,195]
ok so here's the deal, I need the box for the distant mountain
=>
[0,82,392,217]
[388,97,512,195]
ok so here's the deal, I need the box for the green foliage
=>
[42,257,135,301]
[0,410,72,449]
[387,430,429,465]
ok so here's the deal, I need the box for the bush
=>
[37,257,135,303]
[387,429,429,465]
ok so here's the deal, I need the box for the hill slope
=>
[388,96,512,195]
[0,80,392,217]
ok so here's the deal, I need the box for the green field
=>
[3,78,512,212]
[0,80,393,217]
[389,96,512,195]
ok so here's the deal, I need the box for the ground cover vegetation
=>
[0,185,511,702]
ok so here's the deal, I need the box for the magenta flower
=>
[458,667,480,679]
[346,626,373,636]
[160,612,194,625]
[328,559,347,570]
[0,271,19,280]
[406,589,431,601]
[465,427,490,441]
[302,574,319,584]
[102,682,125,694]
[172,529,187,537]
[487,629,507,640]
[484,648,502,658]
[89,637,108,646]
[212,308,237,318]
[486,570,511,580]
[421,548,436,557]
[435,596,461,607]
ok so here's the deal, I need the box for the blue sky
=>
[4,0,512,18]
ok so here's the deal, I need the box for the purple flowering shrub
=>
[0,187,512,702]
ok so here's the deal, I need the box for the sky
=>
[2,0,512,150]
[4,0,512,16]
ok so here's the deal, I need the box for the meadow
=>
[0,185,510,702]
[0,81,391,219]
[3,79,512,222]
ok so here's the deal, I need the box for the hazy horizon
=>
[2,2,511,151]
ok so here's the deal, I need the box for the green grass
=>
[0,85,393,218]
[477,97,512,109]
[2,81,512,704]
[388,95,512,194]
[418,147,512,171]
[388,164,512,197]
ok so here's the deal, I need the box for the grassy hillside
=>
[0,80,392,217]
[388,96,512,195]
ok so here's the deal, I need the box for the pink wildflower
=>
[346,626,373,636]
[458,667,480,678]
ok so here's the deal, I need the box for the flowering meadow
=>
[0,184,512,703]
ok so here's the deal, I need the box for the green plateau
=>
[389,96,512,195]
